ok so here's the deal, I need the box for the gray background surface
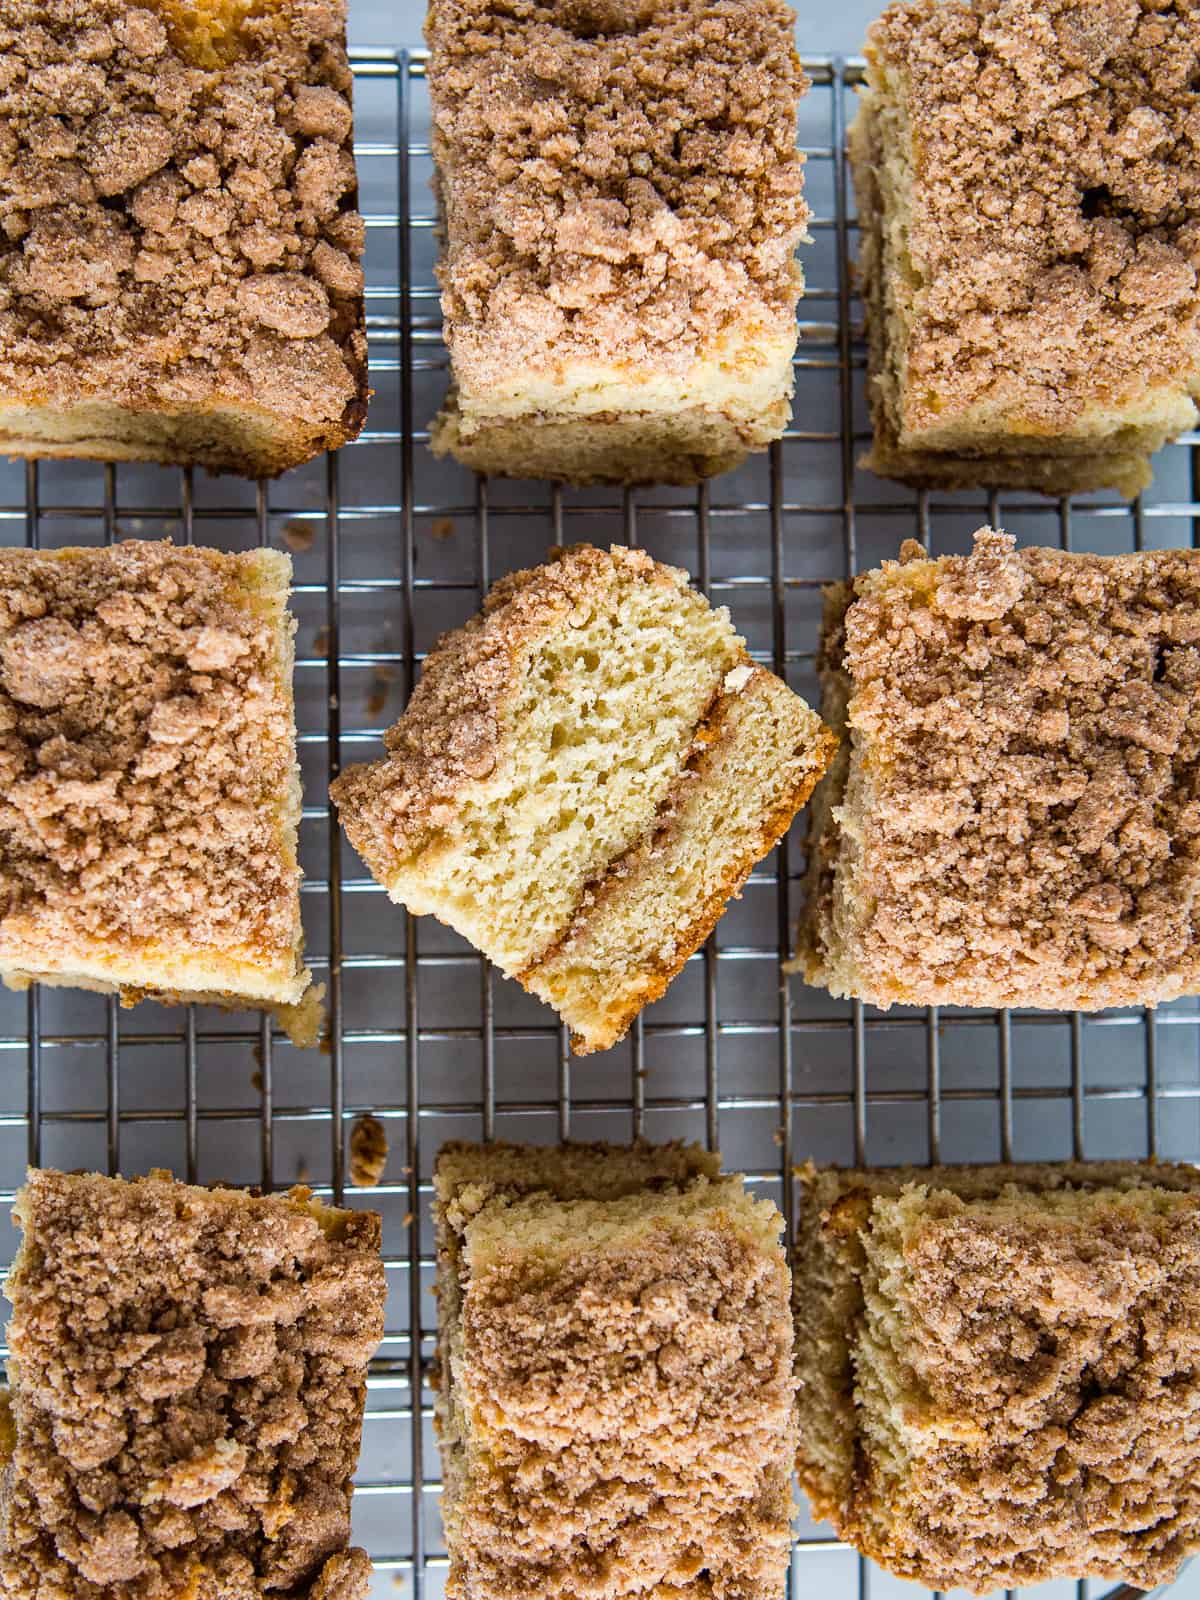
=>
[0,3,1197,1599]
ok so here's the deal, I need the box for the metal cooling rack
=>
[0,42,1198,1600]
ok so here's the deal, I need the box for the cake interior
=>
[384,567,743,975]
[525,665,836,1051]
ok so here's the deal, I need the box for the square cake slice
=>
[0,541,314,1024]
[0,0,367,477]
[850,0,1200,497]
[425,0,809,485]
[332,544,836,1053]
[1,1168,387,1600]
[433,1140,795,1600]
[794,1160,1200,1593]
[794,527,1200,1010]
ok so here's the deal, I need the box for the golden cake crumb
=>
[796,528,1200,1010]
[0,0,367,476]
[1,1168,386,1600]
[332,544,835,1052]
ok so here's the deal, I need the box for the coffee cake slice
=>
[0,1168,387,1600]
[850,0,1200,497]
[425,0,809,485]
[0,0,367,478]
[0,541,316,1030]
[793,1160,1200,1593]
[433,1140,795,1600]
[793,527,1200,1010]
[331,544,836,1053]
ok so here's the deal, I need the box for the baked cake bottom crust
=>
[430,332,798,485]
[0,398,359,481]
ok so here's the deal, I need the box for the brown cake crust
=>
[0,1168,386,1600]
[0,540,310,1009]
[853,0,1200,491]
[793,1160,1200,1593]
[0,0,367,476]
[424,0,808,392]
[798,528,1200,1010]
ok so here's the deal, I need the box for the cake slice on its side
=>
[424,0,809,485]
[333,545,835,1053]
[433,1140,796,1600]
[0,1168,387,1600]
[793,1160,1200,1594]
[850,0,1200,497]
[0,541,319,1039]
[0,0,367,478]
[793,528,1200,1011]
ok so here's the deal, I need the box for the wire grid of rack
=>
[0,40,1198,1600]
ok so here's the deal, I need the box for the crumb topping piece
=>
[0,541,302,981]
[1,1169,386,1600]
[0,0,365,429]
[424,0,809,389]
[828,528,1200,1006]
[870,0,1200,433]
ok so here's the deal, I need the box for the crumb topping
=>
[448,1180,794,1600]
[0,541,302,976]
[331,544,691,871]
[870,1184,1200,1589]
[831,529,1200,1006]
[0,0,365,426]
[2,1169,386,1600]
[870,0,1200,431]
[424,0,809,389]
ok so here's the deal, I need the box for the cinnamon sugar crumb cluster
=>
[797,528,1200,1010]
[433,1141,795,1600]
[425,0,810,484]
[1,1168,386,1600]
[0,540,311,1012]
[852,0,1200,496]
[0,0,367,477]
[794,1160,1200,1593]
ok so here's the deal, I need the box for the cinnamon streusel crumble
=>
[0,1168,387,1600]
[794,527,1200,1010]
[794,1160,1200,1592]
[0,539,315,1027]
[433,1140,796,1600]
[0,0,367,477]
[851,0,1200,497]
[424,0,809,485]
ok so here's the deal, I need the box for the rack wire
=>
[0,44,1197,1600]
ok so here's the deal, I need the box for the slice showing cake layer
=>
[332,544,835,1053]
[433,1139,795,1600]
[0,1168,387,1600]
[794,1160,1200,1593]
[424,0,809,485]
[0,540,318,1035]
[850,0,1200,497]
